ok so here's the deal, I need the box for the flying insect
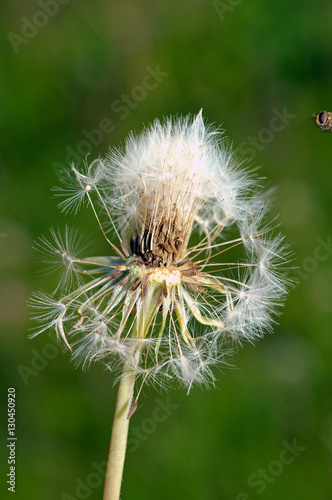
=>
[313,110,332,131]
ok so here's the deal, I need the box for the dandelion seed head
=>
[30,112,290,393]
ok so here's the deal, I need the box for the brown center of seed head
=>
[130,217,185,268]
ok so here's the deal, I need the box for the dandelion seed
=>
[34,226,92,292]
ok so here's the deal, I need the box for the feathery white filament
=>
[30,112,290,391]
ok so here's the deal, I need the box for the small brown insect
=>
[313,110,332,131]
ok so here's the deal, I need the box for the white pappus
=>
[30,112,290,393]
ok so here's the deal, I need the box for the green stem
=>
[103,281,161,499]
[102,364,137,500]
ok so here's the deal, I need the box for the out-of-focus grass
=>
[1,1,332,498]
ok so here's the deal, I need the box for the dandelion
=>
[30,112,289,500]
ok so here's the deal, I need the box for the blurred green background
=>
[1,0,332,499]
